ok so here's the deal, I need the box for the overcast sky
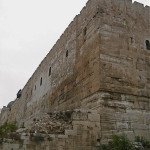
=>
[0,0,150,108]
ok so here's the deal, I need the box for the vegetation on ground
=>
[100,135,150,150]
[0,123,17,139]
[100,135,134,150]
[135,136,150,148]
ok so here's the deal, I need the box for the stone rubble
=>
[29,111,73,134]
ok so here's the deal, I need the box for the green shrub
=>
[110,135,134,150]
[0,123,17,138]
[100,135,134,150]
[135,136,150,148]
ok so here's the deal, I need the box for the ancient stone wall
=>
[5,0,101,127]
[0,0,150,146]
[0,107,10,126]
[98,0,150,143]
[80,0,150,143]
[0,110,101,150]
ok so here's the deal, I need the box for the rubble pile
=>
[30,111,73,134]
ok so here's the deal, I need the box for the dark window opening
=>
[35,85,36,90]
[66,50,68,57]
[49,67,51,76]
[146,40,150,50]
[84,27,87,36]
[40,77,42,86]
[130,37,133,44]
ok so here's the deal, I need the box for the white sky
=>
[0,0,150,108]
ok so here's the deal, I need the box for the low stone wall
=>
[0,110,101,150]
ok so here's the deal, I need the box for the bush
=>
[135,136,150,148]
[0,123,17,139]
[100,135,134,150]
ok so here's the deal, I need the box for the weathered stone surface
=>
[0,110,101,150]
[30,112,73,134]
[0,0,150,149]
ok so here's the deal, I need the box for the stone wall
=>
[5,0,101,127]
[0,0,150,146]
[80,92,150,143]
[0,110,101,150]
[98,0,150,143]
[0,107,10,126]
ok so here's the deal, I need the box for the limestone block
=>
[101,123,116,130]
[121,131,135,141]
[57,140,66,147]
[72,112,88,121]
[116,122,129,130]
[21,134,30,140]
[72,121,89,127]
[65,130,77,136]
[88,114,100,122]
[131,123,149,130]
[58,135,68,139]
